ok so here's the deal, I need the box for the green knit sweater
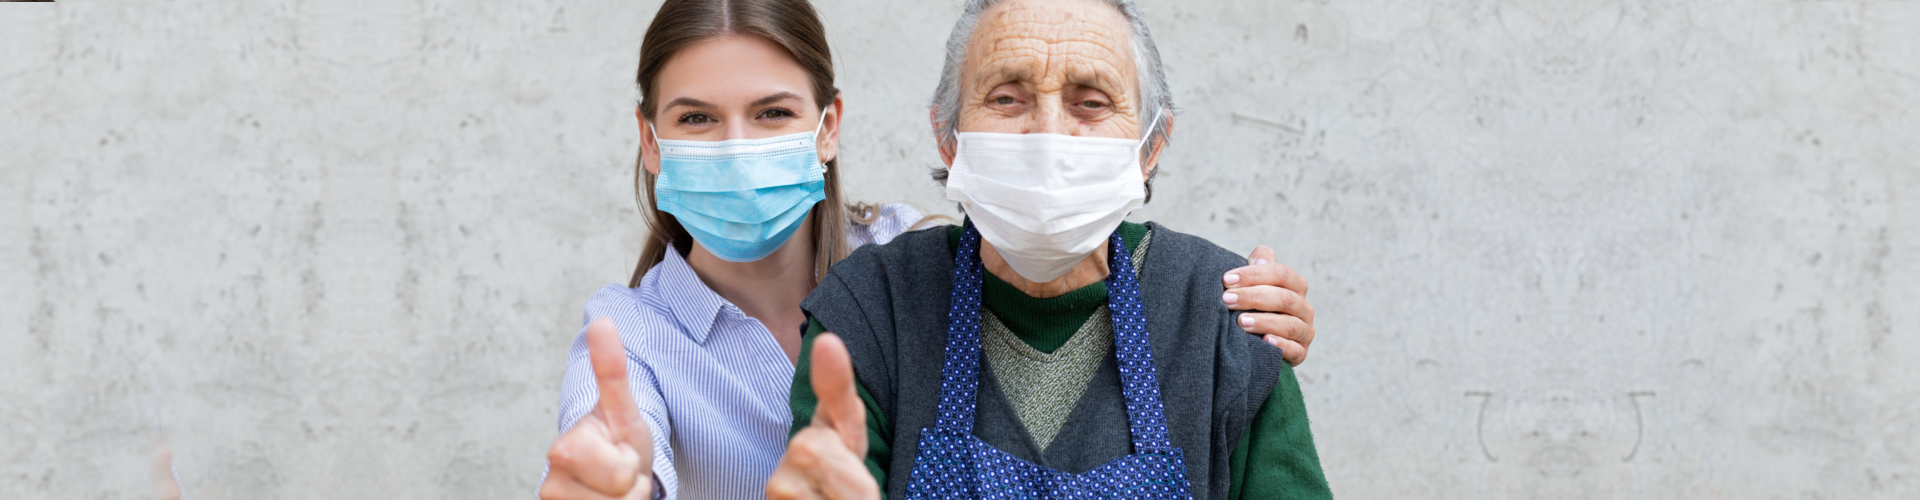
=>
[789,222,1331,499]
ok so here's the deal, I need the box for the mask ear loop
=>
[1135,110,1165,174]
[646,119,664,163]
[812,109,831,173]
[808,109,831,284]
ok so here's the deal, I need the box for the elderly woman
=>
[767,0,1332,498]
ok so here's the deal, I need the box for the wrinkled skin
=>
[771,0,1320,497]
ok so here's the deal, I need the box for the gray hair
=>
[929,0,1175,200]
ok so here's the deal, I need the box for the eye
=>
[758,107,796,120]
[677,112,714,125]
[1080,100,1106,109]
[994,95,1017,106]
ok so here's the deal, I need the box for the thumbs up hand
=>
[540,318,655,500]
[765,333,878,500]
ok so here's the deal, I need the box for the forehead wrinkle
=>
[990,0,1076,29]
[1041,17,1135,106]
[965,41,1044,97]
[963,0,1139,104]
[976,13,1059,90]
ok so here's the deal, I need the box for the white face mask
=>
[944,116,1160,283]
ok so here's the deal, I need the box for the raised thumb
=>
[808,333,866,454]
[587,317,641,443]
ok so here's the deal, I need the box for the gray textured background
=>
[3,1,1916,498]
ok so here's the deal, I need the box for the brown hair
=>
[628,0,851,287]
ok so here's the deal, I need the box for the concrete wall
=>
[3,1,1915,498]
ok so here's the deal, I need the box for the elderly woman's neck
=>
[980,241,1110,299]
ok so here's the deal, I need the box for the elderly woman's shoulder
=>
[805,216,956,337]
[1140,221,1247,274]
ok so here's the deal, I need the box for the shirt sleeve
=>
[789,316,894,495]
[846,203,929,249]
[1228,364,1332,499]
[548,311,680,499]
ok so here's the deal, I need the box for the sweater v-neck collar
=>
[949,220,1149,353]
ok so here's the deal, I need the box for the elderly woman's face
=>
[958,0,1140,139]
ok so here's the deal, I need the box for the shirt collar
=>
[647,248,728,344]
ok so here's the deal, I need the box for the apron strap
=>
[933,223,1178,452]
[932,222,988,431]
[1103,230,1176,451]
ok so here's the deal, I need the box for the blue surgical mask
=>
[652,116,829,262]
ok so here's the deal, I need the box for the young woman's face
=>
[641,34,841,175]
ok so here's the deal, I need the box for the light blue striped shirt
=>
[544,204,924,499]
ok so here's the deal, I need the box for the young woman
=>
[537,1,1320,499]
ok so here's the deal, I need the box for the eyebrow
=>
[750,91,804,108]
[971,62,1034,94]
[662,97,715,111]
[662,92,804,113]
[1065,67,1127,99]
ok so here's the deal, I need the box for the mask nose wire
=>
[646,111,831,168]
[648,111,824,146]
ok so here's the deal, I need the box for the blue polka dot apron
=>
[903,223,1193,499]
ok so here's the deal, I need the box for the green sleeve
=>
[1228,363,1332,499]
[789,316,893,495]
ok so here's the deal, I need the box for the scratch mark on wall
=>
[1466,391,1497,462]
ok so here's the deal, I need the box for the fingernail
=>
[1265,335,1282,347]
[1240,315,1256,328]
[1222,292,1238,305]
[1223,273,1240,285]
[1254,259,1269,265]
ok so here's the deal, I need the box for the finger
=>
[1221,285,1314,324]
[1262,335,1308,366]
[548,416,644,495]
[766,431,834,500]
[1236,312,1313,345]
[785,427,879,500]
[1246,245,1276,266]
[1222,258,1308,297]
[815,445,879,500]
[539,467,626,500]
[587,318,640,442]
[765,464,827,500]
[585,318,653,490]
[150,442,180,500]
[808,333,867,454]
[622,480,654,500]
